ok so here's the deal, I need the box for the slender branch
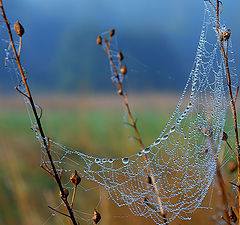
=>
[18,36,22,57]
[216,161,231,224]
[213,0,240,222]
[234,86,239,105]
[225,140,237,158]
[71,185,77,209]
[0,1,78,224]
[48,206,71,218]
[98,33,167,224]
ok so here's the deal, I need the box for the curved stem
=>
[0,1,78,224]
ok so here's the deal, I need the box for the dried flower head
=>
[109,28,115,37]
[59,188,69,199]
[96,36,102,45]
[14,21,24,37]
[223,29,231,41]
[117,51,124,61]
[120,65,127,75]
[222,131,228,141]
[92,209,101,224]
[70,170,81,185]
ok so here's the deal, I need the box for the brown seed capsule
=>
[228,161,237,173]
[223,29,231,41]
[59,188,69,199]
[92,209,101,224]
[118,89,123,95]
[146,175,153,185]
[120,65,127,75]
[229,207,237,223]
[222,131,228,141]
[14,21,24,37]
[117,51,124,61]
[109,28,115,37]
[70,170,81,185]
[96,36,102,45]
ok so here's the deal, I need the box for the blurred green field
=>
[0,95,237,225]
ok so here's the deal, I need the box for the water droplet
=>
[137,152,142,157]
[155,138,161,144]
[122,157,129,164]
[142,147,150,154]
[102,159,107,163]
[95,158,100,164]
[108,158,114,163]
[169,126,175,133]
[161,134,169,141]
[52,213,56,217]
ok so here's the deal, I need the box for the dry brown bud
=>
[59,188,69,199]
[96,36,102,45]
[223,29,231,41]
[146,176,153,184]
[92,209,101,224]
[222,131,228,141]
[109,28,115,37]
[228,161,237,173]
[118,89,123,95]
[120,65,127,75]
[229,207,237,223]
[14,21,24,37]
[70,170,81,185]
[117,51,124,61]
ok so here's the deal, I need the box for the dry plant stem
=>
[71,185,77,209]
[18,36,22,57]
[216,161,231,224]
[104,41,167,224]
[225,140,237,158]
[214,0,240,221]
[0,1,78,224]
[48,206,71,218]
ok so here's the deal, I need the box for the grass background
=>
[0,94,237,225]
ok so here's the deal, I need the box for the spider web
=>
[1,1,238,224]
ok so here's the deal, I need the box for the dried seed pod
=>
[96,36,102,45]
[222,131,228,141]
[70,170,81,185]
[92,209,101,224]
[146,175,153,184]
[120,65,127,75]
[59,188,69,199]
[14,21,24,37]
[228,161,237,173]
[109,28,115,37]
[118,89,123,95]
[117,51,124,61]
[223,29,231,41]
[229,207,237,223]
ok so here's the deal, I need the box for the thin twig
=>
[0,1,78,224]
[18,36,22,57]
[48,206,71,218]
[214,0,240,222]
[99,33,168,224]
[234,86,239,105]
[71,185,77,209]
